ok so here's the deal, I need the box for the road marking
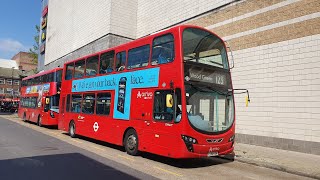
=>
[118,154,135,161]
[153,166,183,177]
[70,138,82,144]
[91,145,105,151]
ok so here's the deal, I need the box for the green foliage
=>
[29,25,40,64]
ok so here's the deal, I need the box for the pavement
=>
[1,113,320,179]
[234,143,320,179]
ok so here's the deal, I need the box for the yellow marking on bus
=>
[153,166,183,177]
[118,155,135,161]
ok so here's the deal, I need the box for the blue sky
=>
[0,0,41,59]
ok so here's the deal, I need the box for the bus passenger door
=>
[131,89,155,150]
[152,90,179,156]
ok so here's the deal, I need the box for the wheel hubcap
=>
[127,135,137,150]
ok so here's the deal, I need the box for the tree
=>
[29,25,40,64]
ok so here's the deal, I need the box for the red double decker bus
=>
[59,25,235,158]
[18,68,63,127]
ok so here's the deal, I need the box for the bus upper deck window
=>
[74,60,85,79]
[100,51,115,74]
[115,51,126,71]
[152,34,174,65]
[65,63,74,80]
[86,56,98,76]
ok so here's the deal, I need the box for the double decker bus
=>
[18,68,63,127]
[59,25,235,158]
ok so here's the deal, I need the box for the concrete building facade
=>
[41,0,320,154]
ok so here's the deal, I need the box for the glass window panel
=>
[86,56,99,76]
[82,94,95,114]
[71,94,82,113]
[115,51,126,71]
[100,51,114,74]
[96,93,111,115]
[127,45,150,69]
[151,34,174,65]
[74,60,85,79]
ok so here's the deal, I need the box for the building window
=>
[14,80,19,85]
[0,88,4,94]
[7,79,12,85]
[0,79,5,84]
[6,88,13,94]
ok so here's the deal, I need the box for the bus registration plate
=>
[207,151,218,157]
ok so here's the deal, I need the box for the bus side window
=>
[65,63,74,80]
[100,51,115,74]
[82,94,95,114]
[153,90,174,122]
[74,59,85,79]
[71,94,82,113]
[86,55,98,76]
[151,34,174,65]
[96,93,111,115]
[115,51,126,72]
[127,45,150,69]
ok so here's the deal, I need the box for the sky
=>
[0,0,41,59]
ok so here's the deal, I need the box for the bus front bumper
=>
[183,142,234,158]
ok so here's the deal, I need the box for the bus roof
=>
[64,25,216,65]
[22,67,63,81]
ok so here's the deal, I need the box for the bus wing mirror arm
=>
[233,89,250,106]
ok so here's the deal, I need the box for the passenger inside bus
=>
[100,60,113,74]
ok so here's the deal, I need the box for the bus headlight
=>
[181,135,198,152]
[50,111,54,118]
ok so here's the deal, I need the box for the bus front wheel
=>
[69,121,76,138]
[124,129,139,156]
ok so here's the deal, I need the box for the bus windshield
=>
[185,84,234,133]
[183,28,229,69]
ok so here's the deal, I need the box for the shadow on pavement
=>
[0,153,139,180]
[62,133,233,169]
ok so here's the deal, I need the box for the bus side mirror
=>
[44,98,50,112]
[166,94,173,108]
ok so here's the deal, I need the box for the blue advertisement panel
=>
[72,67,160,120]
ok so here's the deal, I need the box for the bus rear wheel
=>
[37,116,42,127]
[69,121,76,138]
[124,129,139,156]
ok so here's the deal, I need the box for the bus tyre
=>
[37,116,42,127]
[124,129,139,156]
[69,121,76,138]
